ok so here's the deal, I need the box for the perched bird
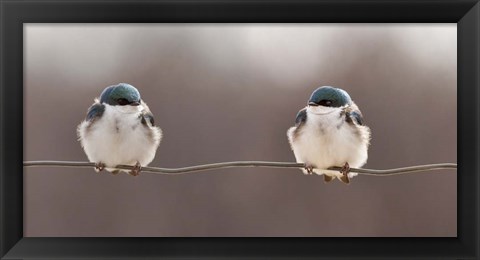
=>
[287,86,371,184]
[77,83,162,176]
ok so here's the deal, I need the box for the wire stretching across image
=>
[23,160,457,176]
[24,24,457,237]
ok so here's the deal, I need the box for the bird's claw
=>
[339,162,351,184]
[94,162,106,172]
[304,165,315,175]
[128,162,142,176]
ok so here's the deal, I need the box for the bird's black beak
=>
[308,101,319,107]
[130,101,140,106]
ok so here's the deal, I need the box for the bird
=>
[287,86,371,184]
[77,83,162,176]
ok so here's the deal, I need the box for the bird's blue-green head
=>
[99,83,141,106]
[308,86,352,108]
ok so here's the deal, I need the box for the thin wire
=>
[23,160,457,176]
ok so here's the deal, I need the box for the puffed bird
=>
[77,83,162,176]
[287,86,371,184]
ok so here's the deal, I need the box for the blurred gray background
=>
[24,24,456,237]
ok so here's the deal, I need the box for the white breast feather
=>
[77,103,162,172]
[287,106,369,179]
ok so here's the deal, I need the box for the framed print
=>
[1,0,479,259]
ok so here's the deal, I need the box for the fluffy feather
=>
[287,103,370,180]
[77,100,162,173]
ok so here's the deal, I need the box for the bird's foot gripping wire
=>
[339,162,351,184]
[128,162,142,176]
[94,162,106,172]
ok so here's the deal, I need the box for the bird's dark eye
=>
[319,100,333,107]
[117,98,129,106]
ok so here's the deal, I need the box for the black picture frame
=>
[0,0,478,259]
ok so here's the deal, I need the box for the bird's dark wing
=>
[294,107,308,126]
[345,108,365,126]
[349,111,364,125]
[86,103,105,122]
[141,110,155,127]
